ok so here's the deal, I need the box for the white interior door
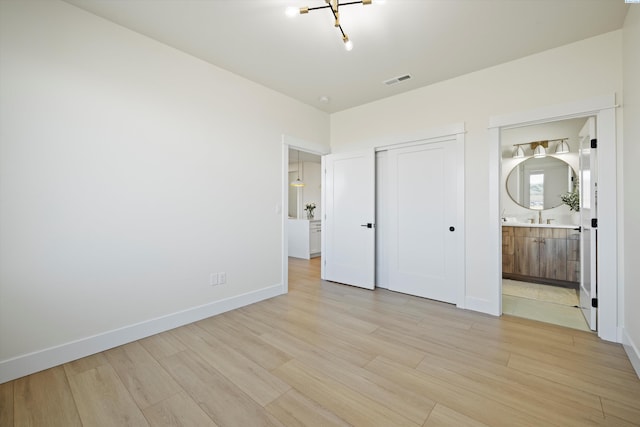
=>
[322,151,375,289]
[387,140,459,304]
[579,117,597,330]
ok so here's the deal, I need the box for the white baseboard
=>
[622,328,640,379]
[0,283,284,384]
[464,296,500,316]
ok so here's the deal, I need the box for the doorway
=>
[489,94,619,342]
[287,148,322,261]
[500,118,590,331]
[282,136,329,294]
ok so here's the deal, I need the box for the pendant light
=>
[290,150,305,187]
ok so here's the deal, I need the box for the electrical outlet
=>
[210,273,219,286]
[218,272,226,285]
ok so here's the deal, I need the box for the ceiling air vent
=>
[383,74,412,86]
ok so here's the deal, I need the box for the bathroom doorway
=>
[499,117,591,331]
[490,95,619,341]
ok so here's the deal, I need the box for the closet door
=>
[387,139,461,304]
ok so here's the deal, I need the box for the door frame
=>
[488,94,620,342]
[281,135,330,294]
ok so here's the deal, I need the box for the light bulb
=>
[344,38,354,51]
[285,6,298,17]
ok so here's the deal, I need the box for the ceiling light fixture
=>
[291,0,379,50]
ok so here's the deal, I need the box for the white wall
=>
[0,0,328,381]
[623,6,640,376]
[330,31,623,313]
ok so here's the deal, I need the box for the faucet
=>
[538,210,543,224]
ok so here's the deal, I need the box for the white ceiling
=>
[63,0,628,113]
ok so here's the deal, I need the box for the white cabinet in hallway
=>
[288,219,321,259]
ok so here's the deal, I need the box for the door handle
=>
[360,223,374,228]
[449,226,455,232]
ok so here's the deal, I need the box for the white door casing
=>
[322,151,376,289]
[386,139,460,304]
[579,117,598,330]
[489,94,618,342]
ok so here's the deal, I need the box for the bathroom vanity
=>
[502,224,580,287]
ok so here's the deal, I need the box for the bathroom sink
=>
[502,222,577,229]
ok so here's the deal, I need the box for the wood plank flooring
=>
[1,257,639,426]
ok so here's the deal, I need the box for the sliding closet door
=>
[387,139,462,304]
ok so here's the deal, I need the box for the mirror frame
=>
[506,156,576,210]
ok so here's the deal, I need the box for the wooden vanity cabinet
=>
[502,227,515,274]
[567,228,581,283]
[538,228,569,281]
[503,226,579,286]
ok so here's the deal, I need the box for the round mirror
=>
[506,157,576,210]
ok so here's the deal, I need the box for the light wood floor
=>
[2,257,639,426]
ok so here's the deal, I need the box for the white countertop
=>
[502,222,578,229]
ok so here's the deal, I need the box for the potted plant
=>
[560,183,580,223]
[560,190,579,212]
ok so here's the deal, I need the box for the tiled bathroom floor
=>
[502,279,591,331]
